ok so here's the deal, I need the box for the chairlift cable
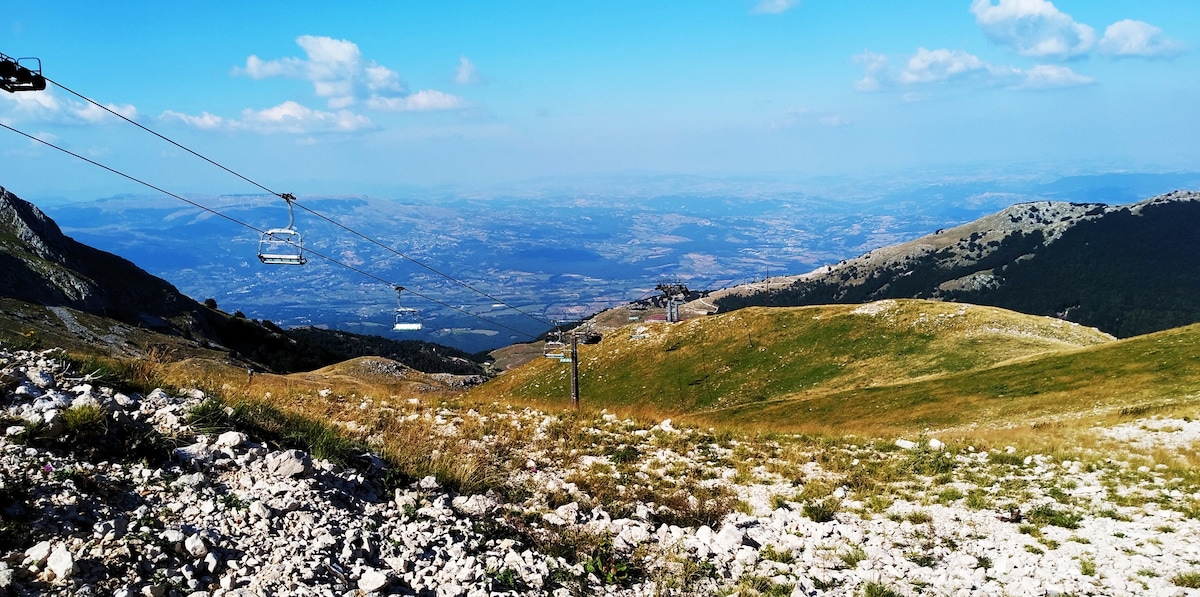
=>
[0,121,539,340]
[290,202,554,327]
[47,78,285,200]
[46,76,555,328]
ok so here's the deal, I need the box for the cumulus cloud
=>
[752,0,799,15]
[898,48,992,84]
[0,89,138,126]
[455,57,483,85]
[241,101,376,133]
[1014,64,1095,89]
[1099,19,1185,59]
[233,35,463,111]
[855,47,1092,92]
[162,101,376,134]
[160,110,228,130]
[970,0,1095,60]
[367,90,467,112]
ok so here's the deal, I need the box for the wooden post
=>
[570,332,580,409]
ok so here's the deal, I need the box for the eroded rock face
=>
[4,344,1200,596]
[0,186,192,319]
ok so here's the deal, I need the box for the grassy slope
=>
[471,299,1117,421]
[706,321,1200,436]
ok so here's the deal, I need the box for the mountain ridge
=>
[710,190,1200,337]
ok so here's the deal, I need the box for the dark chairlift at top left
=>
[1,54,46,93]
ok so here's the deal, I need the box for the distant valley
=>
[41,171,1200,352]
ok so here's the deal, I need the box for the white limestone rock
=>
[46,544,74,581]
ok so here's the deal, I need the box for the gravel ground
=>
[3,346,1200,596]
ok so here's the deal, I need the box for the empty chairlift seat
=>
[258,193,306,265]
[393,286,423,331]
[257,228,306,265]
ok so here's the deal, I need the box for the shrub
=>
[760,544,794,564]
[1173,571,1200,589]
[840,545,867,568]
[1027,504,1081,529]
[861,582,904,597]
[802,498,839,523]
[1080,558,1096,576]
[905,510,933,524]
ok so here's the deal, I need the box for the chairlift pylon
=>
[0,54,46,93]
[258,193,306,265]
[392,286,423,331]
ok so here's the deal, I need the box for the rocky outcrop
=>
[0,186,196,327]
[713,190,1200,337]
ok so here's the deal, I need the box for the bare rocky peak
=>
[0,186,72,263]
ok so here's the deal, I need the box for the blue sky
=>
[2,1,1197,200]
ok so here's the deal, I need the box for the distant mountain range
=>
[711,190,1200,338]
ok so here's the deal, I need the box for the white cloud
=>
[855,47,1092,92]
[970,0,1095,59]
[1014,64,1095,89]
[367,90,468,112]
[242,101,376,133]
[1099,19,1185,59]
[0,89,139,126]
[162,101,376,134]
[240,55,305,79]
[852,50,890,92]
[899,48,991,84]
[75,102,138,124]
[161,110,227,129]
[233,35,462,113]
[752,0,799,15]
[455,57,483,85]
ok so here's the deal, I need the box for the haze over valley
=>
[42,171,1200,352]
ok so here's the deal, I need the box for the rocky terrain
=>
[5,345,1200,596]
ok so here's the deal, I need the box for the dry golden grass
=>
[39,298,1200,501]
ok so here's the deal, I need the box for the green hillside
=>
[473,299,1116,419]
[709,320,1200,435]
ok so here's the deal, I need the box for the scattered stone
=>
[265,449,312,478]
[357,568,390,593]
[46,544,74,581]
[4,344,1200,596]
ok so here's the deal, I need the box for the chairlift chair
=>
[258,194,306,265]
[543,329,567,359]
[392,286,423,331]
[0,55,46,93]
